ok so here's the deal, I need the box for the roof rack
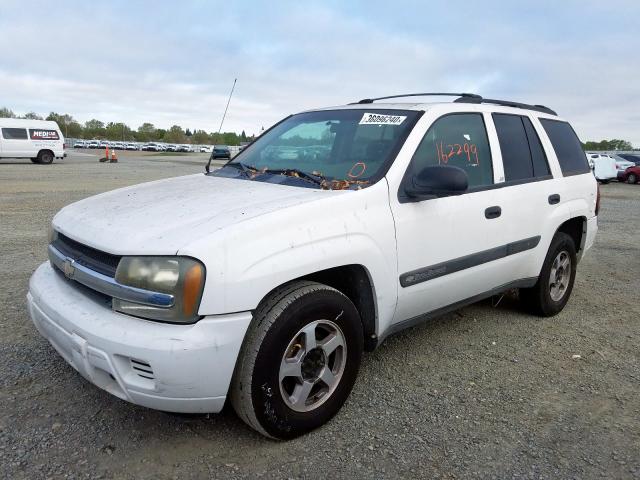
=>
[353,93,481,104]
[352,92,557,116]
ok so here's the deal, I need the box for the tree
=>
[84,119,106,139]
[23,111,43,120]
[584,139,634,151]
[241,130,247,142]
[192,129,210,145]
[105,122,133,141]
[185,128,192,137]
[136,122,156,142]
[164,125,186,144]
[0,107,16,118]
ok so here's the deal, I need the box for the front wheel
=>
[627,173,637,184]
[520,232,577,317]
[230,281,363,439]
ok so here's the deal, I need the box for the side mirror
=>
[405,165,468,201]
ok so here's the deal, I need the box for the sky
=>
[1,0,639,144]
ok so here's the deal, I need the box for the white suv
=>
[27,93,598,439]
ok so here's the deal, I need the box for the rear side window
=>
[493,114,550,182]
[1,128,28,140]
[409,113,493,188]
[539,119,589,175]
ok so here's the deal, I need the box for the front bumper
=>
[27,262,252,413]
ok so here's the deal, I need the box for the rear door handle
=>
[485,206,502,219]
[548,194,561,205]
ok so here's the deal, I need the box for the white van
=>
[0,119,65,164]
[588,153,618,183]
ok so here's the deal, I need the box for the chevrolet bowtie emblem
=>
[63,258,76,279]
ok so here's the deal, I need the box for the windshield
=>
[211,109,420,189]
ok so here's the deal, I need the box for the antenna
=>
[218,78,237,134]
[206,78,237,173]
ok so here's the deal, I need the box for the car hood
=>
[53,174,338,255]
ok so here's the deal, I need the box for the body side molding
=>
[399,236,541,287]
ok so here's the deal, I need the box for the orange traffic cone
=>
[110,150,118,163]
[100,146,109,162]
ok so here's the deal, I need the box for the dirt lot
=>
[1,151,639,479]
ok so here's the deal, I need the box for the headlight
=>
[49,225,58,243]
[113,256,205,323]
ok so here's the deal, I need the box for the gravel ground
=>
[1,151,639,479]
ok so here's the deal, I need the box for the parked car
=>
[165,144,177,152]
[28,93,598,439]
[142,143,162,152]
[73,140,86,148]
[616,153,640,166]
[125,143,138,151]
[87,140,100,149]
[608,154,636,172]
[618,165,640,184]
[210,145,231,159]
[588,154,618,183]
[177,144,193,152]
[0,118,65,164]
[200,145,213,153]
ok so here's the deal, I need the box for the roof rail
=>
[352,92,557,116]
[353,93,482,104]
[453,96,557,115]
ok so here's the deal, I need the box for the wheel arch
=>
[555,216,587,259]
[255,264,379,351]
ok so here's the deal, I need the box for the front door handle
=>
[485,206,502,219]
[548,194,561,205]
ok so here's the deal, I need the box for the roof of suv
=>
[310,93,563,121]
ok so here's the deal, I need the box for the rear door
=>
[483,113,557,284]
[0,127,30,157]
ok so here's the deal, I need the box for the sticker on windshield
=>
[359,112,407,126]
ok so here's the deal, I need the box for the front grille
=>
[52,233,121,277]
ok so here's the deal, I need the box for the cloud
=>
[1,0,638,144]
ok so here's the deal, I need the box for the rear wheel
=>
[627,173,637,184]
[37,150,54,164]
[30,157,39,164]
[230,281,363,439]
[520,232,577,317]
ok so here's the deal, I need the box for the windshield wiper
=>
[260,168,326,187]
[223,162,260,178]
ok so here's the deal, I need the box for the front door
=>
[390,112,507,324]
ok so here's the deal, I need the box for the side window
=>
[522,117,550,177]
[1,128,28,140]
[492,114,550,181]
[539,119,590,176]
[409,113,493,188]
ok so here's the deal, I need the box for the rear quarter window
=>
[2,128,28,140]
[539,119,590,176]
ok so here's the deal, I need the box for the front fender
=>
[180,180,399,332]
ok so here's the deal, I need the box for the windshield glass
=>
[211,109,420,189]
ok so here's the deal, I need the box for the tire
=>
[520,232,577,317]
[627,173,637,184]
[30,158,39,164]
[230,280,363,439]
[600,179,610,184]
[37,150,54,164]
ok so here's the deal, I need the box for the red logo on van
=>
[29,129,59,140]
